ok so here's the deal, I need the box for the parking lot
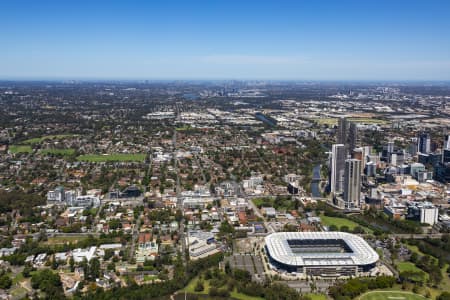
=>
[225,253,265,280]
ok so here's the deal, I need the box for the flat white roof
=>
[265,232,378,267]
[99,243,123,249]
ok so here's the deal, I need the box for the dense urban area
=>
[0,80,449,300]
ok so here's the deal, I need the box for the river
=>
[255,113,277,127]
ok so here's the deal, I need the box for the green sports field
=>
[359,291,428,300]
[9,145,32,154]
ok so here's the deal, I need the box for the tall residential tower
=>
[418,132,431,154]
[330,144,346,195]
[343,159,361,209]
[337,117,357,153]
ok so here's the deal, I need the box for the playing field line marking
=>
[358,290,429,300]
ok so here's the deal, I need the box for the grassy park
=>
[395,262,428,281]
[182,276,263,300]
[40,148,76,156]
[143,274,158,281]
[306,294,328,300]
[312,118,338,126]
[77,153,146,162]
[312,117,389,126]
[22,134,79,145]
[44,235,88,245]
[9,145,33,153]
[348,117,389,124]
[176,125,193,131]
[320,214,372,233]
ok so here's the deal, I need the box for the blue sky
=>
[1,0,450,80]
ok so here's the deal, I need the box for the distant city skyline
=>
[1,0,450,80]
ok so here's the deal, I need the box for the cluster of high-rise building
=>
[329,118,450,211]
[384,200,439,225]
[330,118,362,209]
[417,133,450,183]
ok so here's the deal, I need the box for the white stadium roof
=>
[265,232,378,267]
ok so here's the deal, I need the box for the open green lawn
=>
[439,263,450,294]
[11,273,24,284]
[395,262,428,282]
[405,244,426,256]
[9,145,33,153]
[406,244,450,293]
[183,277,210,294]
[9,286,28,298]
[305,294,328,300]
[320,214,372,233]
[176,126,192,131]
[347,118,389,125]
[77,153,146,162]
[22,137,45,144]
[396,262,424,273]
[144,275,158,281]
[252,197,277,209]
[359,291,428,300]
[22,134,79,145]
[40,148,76,156]
[312,117,389,126]
[312,118,338,126]
[44,235,88,245]
[252,197,270,207]
[182,277,263,300]
[229,291,264,300]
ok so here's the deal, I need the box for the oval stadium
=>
[265,232,379,277]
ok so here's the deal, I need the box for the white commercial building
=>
[420,206,439,225]
[72,246,97,263]
[71,195,100,208]
[407,201,439,225]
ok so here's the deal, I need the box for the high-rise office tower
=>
[365,161,376,177]
[352,148,363,161]
[352,147,366,174]
[348,122,357,153]
[444,134,450,150]
[337,118,347,145]
[331,144,346,195]
[443,149,450,164]
[343,159,361,209]
[387,141,394,153]
[337,117,357,153]
[418,132,431,154]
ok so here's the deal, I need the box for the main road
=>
[129,210,143,261]
[173,102,187,261]
[247,198,276,234]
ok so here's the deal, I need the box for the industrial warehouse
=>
[265,232,379,277]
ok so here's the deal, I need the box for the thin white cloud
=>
[200,55,307,65]
[312,58,450,69]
